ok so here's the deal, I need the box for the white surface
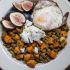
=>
[0,0,70,70]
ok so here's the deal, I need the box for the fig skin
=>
[21,0,33,12]
[10,12,26,27]
[12,2,23,12]
[2,20,15,29]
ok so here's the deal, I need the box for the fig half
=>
[13,2,23,12]
[2,20,14,29]
[22,1,33,12]
[10,12,25,26]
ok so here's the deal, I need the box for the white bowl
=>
[0,0,70,70]
[65,0,70,6]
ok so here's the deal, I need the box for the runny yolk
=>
[36,17,45,23]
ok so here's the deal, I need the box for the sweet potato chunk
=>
[16,54,24,60]
[14,46,21,54]
[38,41,48,49]
[24,54,31,61]
[53,42,60,48]
[60,31,67,37]
[14,34,20,40]
[4,35,12,44]
[27,60,36,68]
[41,43,48,49]
[49,50,57,59]
[26,46,33,53]
[47,37,54,44]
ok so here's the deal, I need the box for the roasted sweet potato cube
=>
[14,47,21,54]
[4,35,12,44]
[24,54,31,61]
[47,37,54,44]
[49,50,57,59]
[27,60,36,68]
[16,54,24,60]
[26,46,33,53]
[60,31,67,37]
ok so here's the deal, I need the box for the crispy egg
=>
[33,0,63,30]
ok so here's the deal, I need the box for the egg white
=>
[33,3,63,30]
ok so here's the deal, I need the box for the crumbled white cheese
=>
[25,20,32,27]
[34,47,38,53]
[20,25,46,43]
[20,48,25,53]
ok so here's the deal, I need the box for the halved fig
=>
[22,1,33,12]
[13,2,23,12]
[10,12,25,26]
[2,20,14,29]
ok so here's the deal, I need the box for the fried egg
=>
[33,0,63,30]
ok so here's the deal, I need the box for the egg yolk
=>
[36,17,45,23]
